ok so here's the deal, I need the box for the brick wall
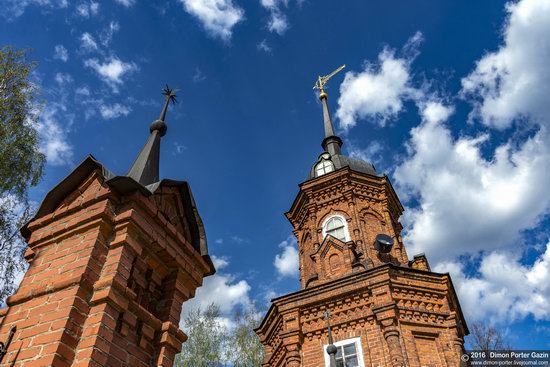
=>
[257,167,467,367]
[286,168,409,289]
[257,265,467,366]
[0,168,212,366]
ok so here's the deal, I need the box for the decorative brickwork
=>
[0,157,214,366]
[287,168,409,289]
[257,165,468,366]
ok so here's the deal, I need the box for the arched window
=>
[323,216,348,242]
[315,153,334,177]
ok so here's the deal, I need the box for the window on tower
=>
[315,153,335,177]
[324,337,365,367]
[323,215,349,242]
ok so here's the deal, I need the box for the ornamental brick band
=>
[0,158,214,367]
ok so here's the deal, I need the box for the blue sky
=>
[2,0,550,348]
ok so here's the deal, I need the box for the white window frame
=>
[322,215,350,242]
[323,336,365,367]
[315,159,335,177]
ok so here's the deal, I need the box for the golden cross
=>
[313,65,346,94]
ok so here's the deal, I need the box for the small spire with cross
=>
[127,85,179,186]
[150,85,179,137]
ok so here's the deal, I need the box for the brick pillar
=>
[454,336,467,367]
[383,326,405,367]
[446,312,467,367]
[281,312,302,367]
[0,165,214,367]
[285,345,301,367]
[0,175,114,367]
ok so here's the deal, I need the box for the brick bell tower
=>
[256,67,468,367]
[0,87,215,366]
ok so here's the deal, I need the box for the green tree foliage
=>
[176,304,229,367]
[175,303,264,367]
[227,308,264,367]
[0,46,44,301]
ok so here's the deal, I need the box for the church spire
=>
[314,65,345,156]
[127,85,178,186]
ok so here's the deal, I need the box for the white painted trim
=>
[323,336,365,367]
[321,214,351,242]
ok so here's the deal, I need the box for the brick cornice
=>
[257,263,468,360]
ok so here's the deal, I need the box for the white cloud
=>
[274,236,299,278]
[260,0,289,35]
[263,289,280,304]
[389,0,550,325]
[336,32,423,130]
[192,67,206,83]
[36,105,74,166]
[173,141,187,155]
[54,72,73,86]
[1,0,68,18]
[114,0,135,7]
[212,255,229,269]
[267,12,288,34]
[84,57,138,92]
[420,100,454,124]
[394,102,550,263]
[80,32,99,52]
[75,86,91,96]
[179,0,244,41]
[183,256,251,314]
[393,0,550,266]
[436,243,550,323]
[99,103,131,119]
[53,45,69,62]
[461,0,550,130]
[333,0,550,325]
[231,235,248,244]
[100,21,120,46]
[76,1,99,17]
[346,140,383,167]
[257,39,272,53]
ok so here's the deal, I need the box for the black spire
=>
[313,66,345,156]
[308,65,377,180]
[319,91,343,156]
[127,86,178,186]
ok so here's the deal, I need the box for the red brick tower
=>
[256,69,468,367]
[0,88,215,366]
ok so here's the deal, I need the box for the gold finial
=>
[313,64,346,100]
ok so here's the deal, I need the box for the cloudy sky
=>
[2,0,550,347]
